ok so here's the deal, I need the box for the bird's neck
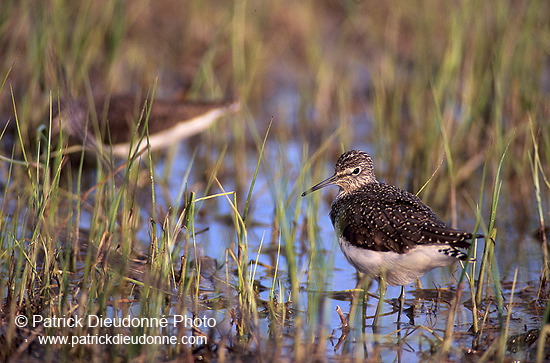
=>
[336,180,378,198]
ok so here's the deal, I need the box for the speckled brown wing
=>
[330,183,477,254]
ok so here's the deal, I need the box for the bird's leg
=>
[396,285,405,326]
[373,278,386,326]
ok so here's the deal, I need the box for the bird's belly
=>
[337,238,457,286]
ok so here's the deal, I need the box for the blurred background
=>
[2,0,548,206]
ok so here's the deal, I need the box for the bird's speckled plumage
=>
[330,182,473,254]
[302,150,482,286]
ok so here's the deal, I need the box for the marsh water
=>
[85,114,548,362]
[2,69,548,363]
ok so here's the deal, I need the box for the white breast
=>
[338,238,457,286]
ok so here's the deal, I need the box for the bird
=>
[53,95,239,158]
[302,150,483,319]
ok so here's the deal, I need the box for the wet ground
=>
[76,133,548,362]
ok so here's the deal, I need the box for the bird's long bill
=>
[301,174,338,197]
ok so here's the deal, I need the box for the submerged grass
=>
[0,0,549,361]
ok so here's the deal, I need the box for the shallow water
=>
[137,129,549,361]
[1,123,547,361]
[1,80,546,362]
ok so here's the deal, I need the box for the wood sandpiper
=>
[302,150,483,320]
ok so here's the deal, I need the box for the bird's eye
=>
[352,167,361,175]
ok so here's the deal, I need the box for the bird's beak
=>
[301,173,338,197]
